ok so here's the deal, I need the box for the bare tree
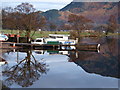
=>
[106,15,118,35]
[68,14,93,42]
[49,22,57,31]
[59,24,71,30]
[2,3,46,43]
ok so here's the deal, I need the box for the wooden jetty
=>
[1,42,100,52]
[76,43,100,52]
[10,43,76,50]
[4,42,100,51]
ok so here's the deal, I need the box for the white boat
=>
[46,34,69,41]
[31,38,45,44]
[0,34,8,41]
[31,34,77,45]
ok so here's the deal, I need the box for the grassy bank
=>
[0,29,119,39]
[0,29,70,39]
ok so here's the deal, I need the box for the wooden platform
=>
[1,42,100,52]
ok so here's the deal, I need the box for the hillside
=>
[60,2,118,24]
[41,2,119,29]
[60,2,118,12]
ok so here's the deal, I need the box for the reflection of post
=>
[17,50,19,63]
[27,50,31,77]
[76,51,78,58]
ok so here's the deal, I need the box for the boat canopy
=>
[48,34,70,40]
[49,34,70,37]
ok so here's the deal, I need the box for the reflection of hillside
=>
[100,37,118,57]
[69,37,120,78]
[74,57,119,78]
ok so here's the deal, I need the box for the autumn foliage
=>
[68,14,94,40]
[2,3,46,42]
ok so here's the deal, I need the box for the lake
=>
[0,36,120,88]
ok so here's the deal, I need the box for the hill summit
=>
[41,2,118,28]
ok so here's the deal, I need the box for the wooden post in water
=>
[76,43,100,52]
[13,43,16,47]
[59,45,62,50]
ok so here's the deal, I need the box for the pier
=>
[1,42,100,52]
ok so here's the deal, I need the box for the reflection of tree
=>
[2,50,49,87]
[105,37,118,56]
[68,14,93,42]
[106,15,118,35]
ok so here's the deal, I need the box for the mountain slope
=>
[60,2,118,24]
[40,2,119,29]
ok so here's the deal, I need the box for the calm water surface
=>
[1,36,120,88]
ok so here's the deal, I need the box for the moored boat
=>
[31,34,77,45]
[0,34,8,41]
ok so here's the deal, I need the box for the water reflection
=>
[69,37,120,78]
[1,37,119,88]
[2,50,49,87]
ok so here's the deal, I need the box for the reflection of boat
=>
[59,51,69,55]
[0,34,8,41]
[0,57,7,66]
[34,50,45,54]
[34,50,69,55]
[47,50,69,55]
[31,34,77,45]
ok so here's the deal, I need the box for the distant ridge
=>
[60,2,84,11]
[60,2,118,23]
[41,1,119,27]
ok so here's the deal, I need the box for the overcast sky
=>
[1,0,73,11]
[1,0,119,11]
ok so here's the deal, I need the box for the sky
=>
[1,0,119,11]
[1,0,73,11]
